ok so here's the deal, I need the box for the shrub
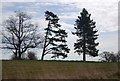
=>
[27,51,37,60]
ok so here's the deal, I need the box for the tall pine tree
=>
[73,8,99,61]
[41,11,70,60]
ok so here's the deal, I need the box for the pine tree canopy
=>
[41,11,70,60]
[73,8,99,61]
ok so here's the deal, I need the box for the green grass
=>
[2,60,120,79]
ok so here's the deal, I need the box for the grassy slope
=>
[2,60,119,79]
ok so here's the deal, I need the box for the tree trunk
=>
[41,34,47,60]
[15,50,18,59]
[41,52,44,60]
[41,36,47,60]
[83,40,86,62]
[83,29,86,62]
[41,22,50,60]
[18,16,21,60]
[13,49,17,59]
[83,51,86,62]
[18,53,22,59]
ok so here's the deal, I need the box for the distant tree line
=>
[100,51,120,62]
[1,8,119,62]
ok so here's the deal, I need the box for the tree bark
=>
[83,37,86,62]
[41,22,51,60]
[83,28,86,62]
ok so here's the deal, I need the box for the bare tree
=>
[100,51,117,62]
[116,51,120,62]
[2,11,43,60]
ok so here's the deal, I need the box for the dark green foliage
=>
[27,51,37,60]
[41,11,70,60]
[117,51,120,62]
[73,8,99,61]
[100,51,120,62]
[11,54,20,60]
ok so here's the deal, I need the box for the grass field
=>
[2,60,120,79]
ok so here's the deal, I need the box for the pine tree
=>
[73,8,99,61]
[41,11,70,60]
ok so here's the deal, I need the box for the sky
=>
[0,0,119,61]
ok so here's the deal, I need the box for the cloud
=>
[1,1,119,60]
[2,2,15,8]
[35,2,60,6]
[59,12,78,19]
[0,3,2,24]
[53,0,119,3]
[2,1,118,32]
[59,1,118,32]
[80,1,118,32]
[31,18,48,33]
[1,0,36,2]
[2,11,15,21]
[97,31,118,52]
[59,21,74,31]
[27,11,38,16]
